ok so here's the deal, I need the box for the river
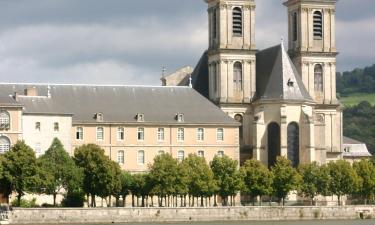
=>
[40,220,374,225]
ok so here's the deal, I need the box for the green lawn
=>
[339,93,375,106]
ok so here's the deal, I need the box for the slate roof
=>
[0,95,22,107]
[188,44,313,103]
[256,43,313,102]
[343,136,365,145]
[0,84,238,125]
[343,136,372,157]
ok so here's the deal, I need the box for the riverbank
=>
[2,206,374,224]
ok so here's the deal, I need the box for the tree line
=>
[337,64,375,96]
[1,138,375,207]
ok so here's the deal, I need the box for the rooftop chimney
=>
[24,87,38,96]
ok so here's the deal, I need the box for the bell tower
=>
[284,0,338,104]
[284,0,343,159]
[205,0,257,105]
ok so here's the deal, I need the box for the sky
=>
[0,0,374,86]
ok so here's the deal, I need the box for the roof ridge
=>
[0,83,190,89]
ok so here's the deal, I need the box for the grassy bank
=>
[340,93,375,106]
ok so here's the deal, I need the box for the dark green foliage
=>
[271,157,300,205]
[61,190,85,207]
[38,138,83,206]
[337,64,375,96]
[343,101,375,154]
[182,154,217,204]
[73,144,122,207]
[1,140,41,206]
[211,155,242,204]
[240,159,273,205]
[327,160,361,205]
[353,159,375,204]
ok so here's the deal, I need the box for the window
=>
[137,113,144,122]
[35,122,41,131]
[157,128,165,141]
[177,114,184,122]
[97,127,104,141]
[217,150,224,157]
[314,64,323,92]
[233,62,243,92]
[117,127,124,141]
[313,11,323,39]
[117,150,125,165]
[158,150,165,155]
[138,127,144,141]
[54,122,59,132]
[177,128,184,141]
[177,150,185,162]
[0,136,10,154]
[232,7,243,36]
[293,12,298,41]
[197,128,204,141]
[235,114,244,143]
[0,111,10,130]
[217,128,224,141]
[35,142,42,157]
[76,127,84,140]
[287,122,300,167]
[95,113,104,122]
[137,150,145,165]
[198,150,205,158]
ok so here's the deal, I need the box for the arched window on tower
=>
[287,122,300,167]
[313,11,323,39]
[233,62,243,92]
[232,7,243,36]
[314,64,323,92]
[213,8,217,39]
[267,122,280,168]
[293,12,298,41]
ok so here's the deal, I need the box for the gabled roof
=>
[0,84,238,126]
[256,43,313,102]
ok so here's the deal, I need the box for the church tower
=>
[204,0,257,161]
[284,0,343,161]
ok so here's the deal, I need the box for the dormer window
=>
[177,113,184,122]
[95,113,104,122]
[137,113,145,122]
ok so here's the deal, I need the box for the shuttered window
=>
[313,11,323,39]
[233,7,242,36]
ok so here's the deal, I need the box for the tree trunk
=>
[259,196,262,206]
[53,193,57,206]
[338,195,341,206]
[209,196,211,207]
[192,196,194,207]
[17,193,22,207]
[123,195,126,207]
[200,196,204,207]
[233,195,236,206]
[282,197,285,206]
[132,194,135,207]
[214,195,217,207]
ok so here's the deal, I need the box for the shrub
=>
[11,198,38,208]
[61,191,85,207]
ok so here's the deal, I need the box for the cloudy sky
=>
[0,0,374,85]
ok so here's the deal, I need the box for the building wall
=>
[72,125,239,172]
[22,115,72,156]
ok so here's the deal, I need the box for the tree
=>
[240,159,273,206]
[298,162,320,205]
[353,159,375,204]
[182,154,217,207]
[38,138,83,206]
[73,144,121,207]
[271,157,300,206]
[328,160,361,205]
[148,154,179,206]
[210,155,242,206]
[316,164,332,197]
[129,173,150,207]
[1,140,40,206]
[117,171,133,207]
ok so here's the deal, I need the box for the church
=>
[163,0,343,166]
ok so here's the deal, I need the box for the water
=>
[42,221,374,225]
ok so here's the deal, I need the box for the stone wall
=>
[6,206,375,224]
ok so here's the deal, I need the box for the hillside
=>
[337,64,375,155]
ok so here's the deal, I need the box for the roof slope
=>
[0,84,238,125]
[256,43,313,102]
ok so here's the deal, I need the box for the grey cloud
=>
[0,0,374,85]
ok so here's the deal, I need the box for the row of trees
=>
[1,138,375,207]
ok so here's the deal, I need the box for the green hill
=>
[340,93,375,106]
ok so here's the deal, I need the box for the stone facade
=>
[6,206,375,224]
